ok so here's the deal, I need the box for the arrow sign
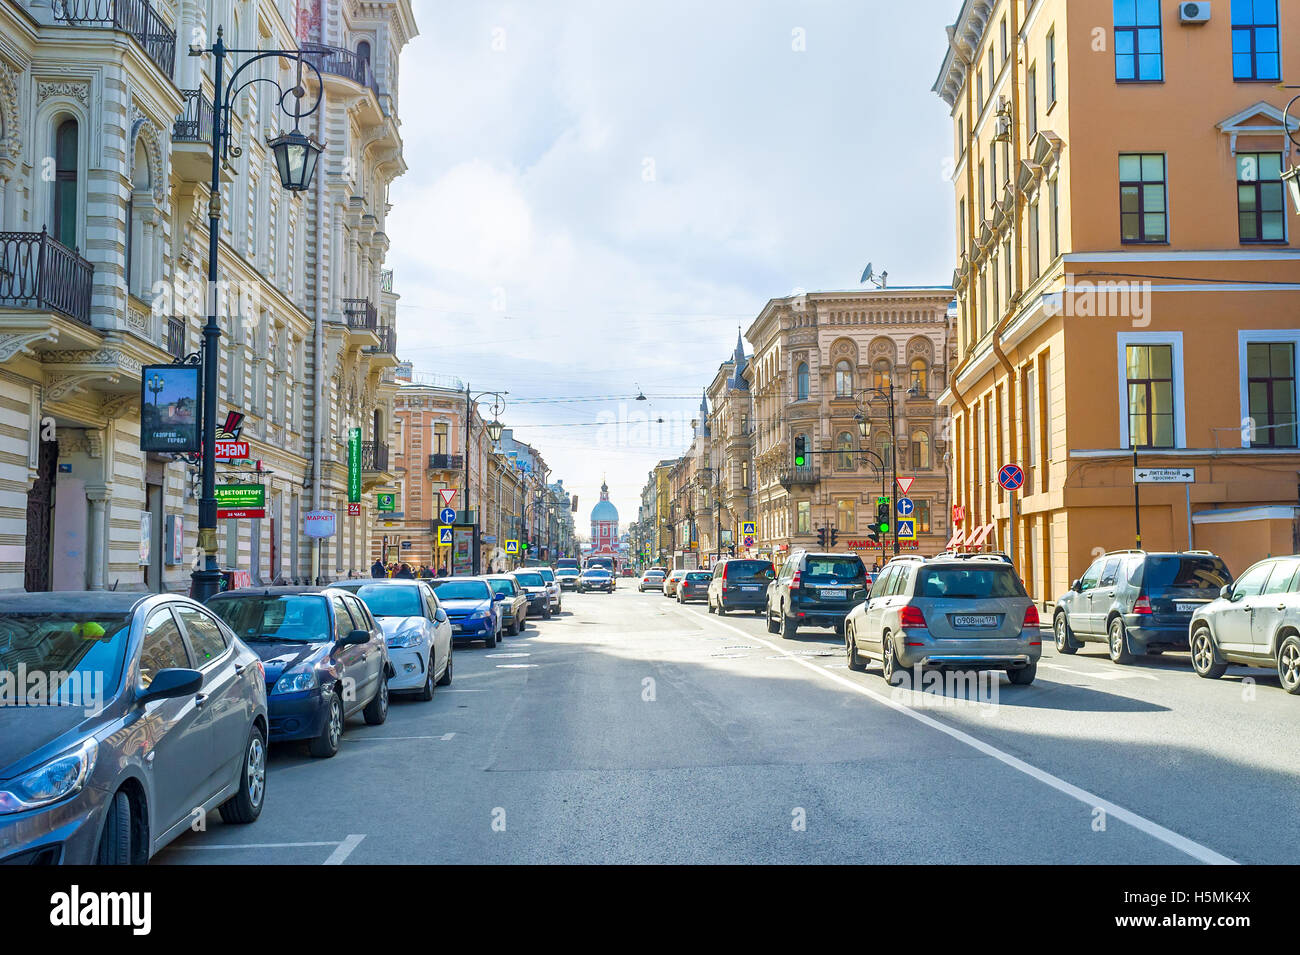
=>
[1134,467,1195,484]
[439,507,457,524]
[896,476,914,495]
[896,497,914,516]
[439,488,458,508]
[439,526,453,545]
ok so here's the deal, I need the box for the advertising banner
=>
[215,484,266,519]
[140,364,200,452]
[348,427,361,503]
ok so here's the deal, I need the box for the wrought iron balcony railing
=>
[54,0,176,78]
[172,89,214,143]
[0,229,94,325]
[300,42,379,97]
[368,325,396,355]
[777,465,820,489]
[342,297,377,330]
[428,453,464,471]
[166,316,186,359]
[361,441,388,472]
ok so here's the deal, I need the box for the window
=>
[977,68,984,109]
[1079,558,1105,592]
[978,161,986,214]
[836,498,855,533]
[1028,198,1041,280]
[914,499,931,534]
[1263,559,1300,595]
[835,359,853,397]
[1027,65,1038,139]
[1119,154,1167,243]
[957,116,964,155]
[796,361,809,400]
[1114,0,1164,81]
[1049,179,1060,258]
[1247,342,1297,447]
[139,609,190,686]
[741,460,750,488]
[53,118,79,250]
[175,606,228,667]
[990,141,997,195]
[910,430,931,469]
[1047,27,1057,104]
[836,431,855,470]
[1126,343,1175,448]
[433,423,448,455]
[872,358,890,393]
[332,596,357,641]
[1230,561,1274,599]
[874,433,893,469]
[1237,152,1286,242]
[1232,0,1280,81]
[1025,366,1040,468]
[958,199,966,255]
[797,500,810,534]
[909,357,929,394]
[1000,16,1008,63]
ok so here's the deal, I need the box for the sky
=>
[387,0,958,531]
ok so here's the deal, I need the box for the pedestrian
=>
[418,564,433,579]
[371,558,385,578]
[436,567,448,578]
[396,562,415,579]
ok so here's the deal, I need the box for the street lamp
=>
[487,418,504,442]
[190,28,325,603]
[1283,93,1300,215]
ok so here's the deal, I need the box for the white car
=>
[536,567,564,613]
[639,571,666,592]
[332,580,453,699]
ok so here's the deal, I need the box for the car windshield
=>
[428,579,491,600]
[0,611,133,704]
[487,579,517,596]
[583,570,610,578]
[339,585,423,618]
[515,573,545,587]
[803,558,865,579]
[1142,556,1232,591]
[916,567,1026,599]
[723,561,772,582]
[537,569,555,581]
[209,595,331,642]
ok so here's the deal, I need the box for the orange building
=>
[934,0,1300,602]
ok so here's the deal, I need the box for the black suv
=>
[1052,550,1232,663]
[765,551,869,638]
[706,558,775,615]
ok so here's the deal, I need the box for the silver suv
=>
[1189,555,1300,693]
[842,555,1042,685]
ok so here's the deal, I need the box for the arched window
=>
[872,358,891,393]
[910,357,929,394]
[874,432,893,470]
[53,118,79,249]
[796,362,809,400]
[357,40,372,66]
[836,431,855,470]
[911,430,931,469]
[127,139,150,296]
[835,359,853,397]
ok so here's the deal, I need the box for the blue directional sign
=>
[896,497,914,516]
[439,507,457,524]
[896,518,917,541]
[439,526,454,545]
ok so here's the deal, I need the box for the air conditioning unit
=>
[1179,1,1210,23]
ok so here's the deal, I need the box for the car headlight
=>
[0,737,98,814]
[388,627,424,648]
[469,610,491,621]
[272,667,319,695]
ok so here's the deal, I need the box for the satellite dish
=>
[860,262,873,284]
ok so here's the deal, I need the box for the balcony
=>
[342,297,377,330]
[165,316,186,360]
[428,453,464,471]
[300,42,380,99]
[171,89,214,181]
[361,441,388,472]
[0,229,94,326]
[366,324,399,367]
[777,465,820,490]
[53,0,176,78]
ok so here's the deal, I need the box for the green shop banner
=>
[348,427,361,503]
[215,484,265,519]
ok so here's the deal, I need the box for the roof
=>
[591,499,619,522]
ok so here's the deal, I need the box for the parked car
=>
[208,586,391,759]
[1188,555,1300,692]
[427,577,503,647]
[843,555,1041,685]
[639,569,667,591]
[0,592,269,864]
[536,567,563,613]
[676,571,712,603]
[706,558,774,615]
[578,568,616,592]
[765,551,869,637]
[1052,550,1232,663]
[511,569,554,618]
[555,567,581,591]
[331,580,453,699]
[485,574,530,635]
[662,569,687,597]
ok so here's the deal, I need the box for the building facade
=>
[934,0,1300,601]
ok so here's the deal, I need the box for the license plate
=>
[1175,602,1199,613]
[954,614,997,627]
[821,588,846,600]
[452,625,463,633]
[741,586,760,591]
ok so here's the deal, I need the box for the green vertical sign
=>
[348,427,361,503]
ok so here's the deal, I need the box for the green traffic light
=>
[880,521,890,533]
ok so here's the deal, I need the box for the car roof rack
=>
[1181,549,1215,555]
[1104,549,1146,556]
[933,551,1014,563]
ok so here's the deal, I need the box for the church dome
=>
[590,481,619,523]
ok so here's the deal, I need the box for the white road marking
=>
[323,834,366,865]
[678,606,1236,866]
[168,841,341,850]
[440,732,456,741]
[496,664,537,669]
[1090,671,1159,681]
[346,735,444,741]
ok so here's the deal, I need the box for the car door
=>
[1072,558,1106,636]
[863,565,898,652]
[1088,557,1124,633]
[421,584,449,679]
[1250,559,1300,656]
[173,604,246,792]
[346,594,386,694]
[330,595,370,716]
[134,605,211,839]
[1217,561,1274,652]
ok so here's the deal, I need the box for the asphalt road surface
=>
[158,586,1297,864]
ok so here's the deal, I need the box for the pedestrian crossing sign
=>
[439,526,453,545]
[742,521,756,537]
[505,540,519,555]
[897,518,916,541]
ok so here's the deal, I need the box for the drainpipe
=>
[309,77,327,584]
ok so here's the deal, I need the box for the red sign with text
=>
[214,440,250,461]
[348,502,361,516]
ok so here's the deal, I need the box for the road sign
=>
[439,488,457,508]
[439,526,454,545]
[744,535,755,547]
[505,539,519,555]
[1134,467,1195,484]
[998,463,1025,491]
[896,518,917,541]
[742,521,756,537]
[897,497,914,516]
[896,476,914,495]
[439,507,457,524]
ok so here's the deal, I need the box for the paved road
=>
[159,586,1297,864]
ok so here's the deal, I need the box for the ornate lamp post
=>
[146,371,165,409]
[462,385,506,572]
[1283,91,1300,215]
[190,29,325,603]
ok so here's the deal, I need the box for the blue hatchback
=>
[427,577,502,648]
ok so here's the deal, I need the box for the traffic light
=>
[829,528,839,547]
[816,526,827,547]
[876,498,891,535]
[794,435,806,468]
[867,524,881,544]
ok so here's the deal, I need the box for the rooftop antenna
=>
[860,262,888,289]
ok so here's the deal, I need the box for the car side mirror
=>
[138,667,203,704]
[495,592,507,601]
[435,609,448,623]
[339,629,370,647]
[1220,584,1232,600]
[1071,579,1082,592]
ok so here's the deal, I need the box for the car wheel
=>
[484,628,497,649]
[1053,612,1079,654]
[717,603,727,617]
[1006,662,1037,686]
[1107,617,1134,665]
[1277,634,1300,695]
[363,676,389,726]
[1191,626,1227,679]
[309,692,344,758]
[780,606,798,639]
[437,649,454,686]
[219,724,267,824]
[417,654,436,701]
[846,623,866,672]
[509,618,520,636]
[96,789,133,864]
[881,635,901,685]
[765,603,779,634]
[543,606,552,619]
[706,597,715,613]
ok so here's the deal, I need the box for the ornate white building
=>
[0,0,415,592]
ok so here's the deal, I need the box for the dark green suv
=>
[765,551,869,638]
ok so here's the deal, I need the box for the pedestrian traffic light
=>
[816,526,827,547]
[867,524,881,544]
[829,528,838,547]
[794,435,806,468]
[876,500,891,535]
